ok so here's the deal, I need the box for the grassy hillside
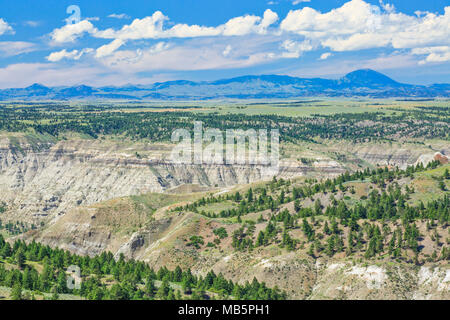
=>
[18,161,448,299]
[27,192,208,256]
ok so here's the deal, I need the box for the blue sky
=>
[0,0,449,88]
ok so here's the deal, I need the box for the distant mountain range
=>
[1,69,449,101]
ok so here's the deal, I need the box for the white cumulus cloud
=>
[412,46,450,64]
[47,48,93,62]
[94,9,278,40]
[0,18,13,35]
[379,0,395,14]
[95,39,125,58]
[50,20,98,43]
[280,0,450,55]
[319,52,332,60]
[95,11,167,40]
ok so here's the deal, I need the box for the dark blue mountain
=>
[339,69,401,88]
[152,80,199,90]
[0,69,448,100]
[211,75,300,86]
[25,83,53,95]
[57,85,96,97]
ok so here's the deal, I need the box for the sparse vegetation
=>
[173,162,449,262]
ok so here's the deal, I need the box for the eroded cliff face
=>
[310,140,450,170]
[0,136,345,224]
[1,135,447,225]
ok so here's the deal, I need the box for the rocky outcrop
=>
[114,217,174,260]
[352,147,448,170]
[307,262,449,300]
[415,152,449,167]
